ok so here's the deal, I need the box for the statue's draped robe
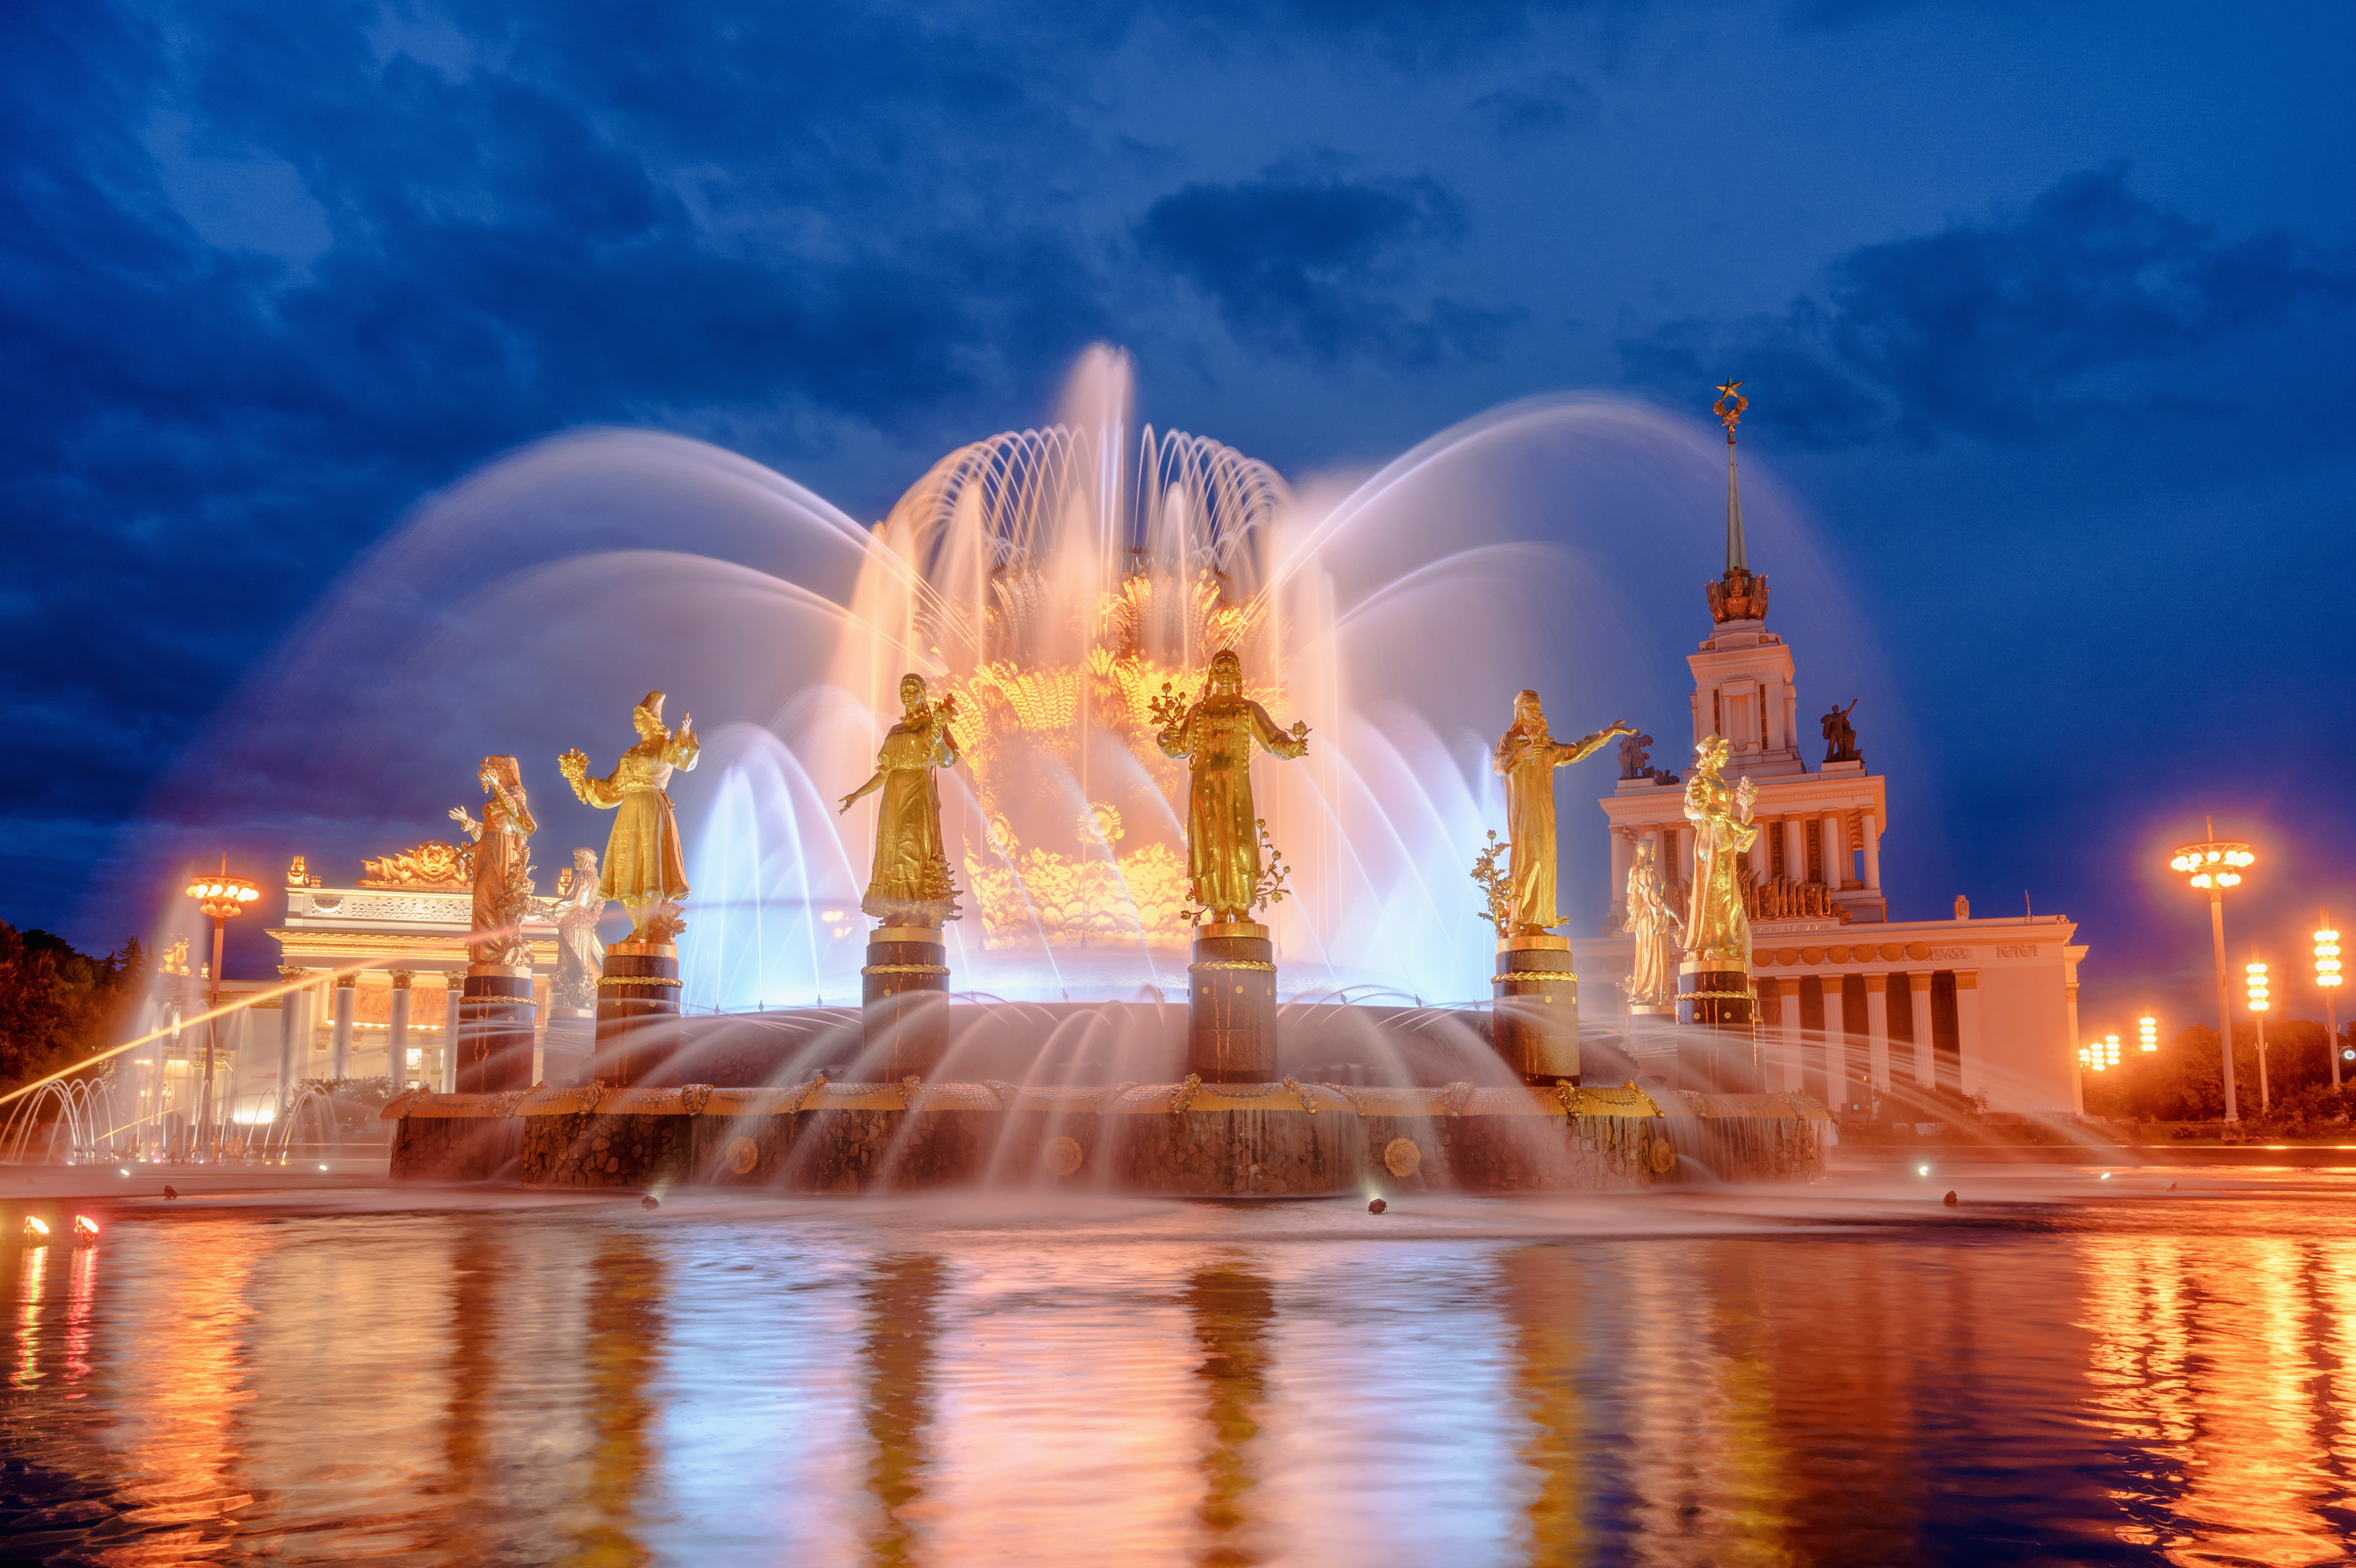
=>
[550,874,605,1005]
[1624,858,1682,1004]
[576,732,699,908]
[466,793,535,967]
[1164,695,1306,918]
[1494,727,1576,931]
[860,718,958,921]
[1681,772,1758,968]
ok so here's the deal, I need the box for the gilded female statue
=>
[1680,734,1759,968]
[1622,838,1684,1006]
[560,691,700,942]
[547,847,605,1009]
[1491,691,1632,937]
[449,755,536,967]
[1156,649,1309,924]
[839,674,964,928]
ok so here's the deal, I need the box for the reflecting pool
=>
[5,1167,2353,1564]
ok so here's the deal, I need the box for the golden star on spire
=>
[1712,379,1747,439]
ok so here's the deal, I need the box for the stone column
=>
[1189,920,1276,1083]
[461,961,538,1094]
[1609,831,1632,911]
[862,925,950,1080]
[2065,975,2084,1114]
[1861,812,1881,892]
[331,975,355,1081]
[1493,932,1579,1085]
[1820,977,1847,1109]
[1910,971,1935,1087]
[1783,818,1807,884]
[1865,974,1891,1091]
[1822,813,1847,889]
[386,971,412,1090]
[1749,823,1771,882]
[441,984,461,1091]
[1777,975,1805,1090]
[1956,970,1985,1100]
[594,940,677,1088]
[276,968,302,1118]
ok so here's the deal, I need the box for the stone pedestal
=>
[456,964,536,1093]
[1675,959,1760,1093]
[1187,922,1276,1083]
[862,927,950,1079]
[595,940,680,1088]
[542,1008,595,1089]
[1492,934,1580,1084]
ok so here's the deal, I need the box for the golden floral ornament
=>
[360,839,474,889]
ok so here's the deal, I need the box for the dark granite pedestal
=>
[1187,921,1276,1083]
[1492,934,1579,1085]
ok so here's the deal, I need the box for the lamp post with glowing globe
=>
[2317,915,2343,1090]
[2168,819,2254,1123]
[185,858,260,1160]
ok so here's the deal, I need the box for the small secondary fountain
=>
[378,347,1832,1195]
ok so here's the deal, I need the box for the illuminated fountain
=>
[320,346,1832,1192]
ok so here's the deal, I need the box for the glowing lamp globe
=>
[2245,961,2269,1013]
[2168,841,2254,891]
[2317,928,2342,990]
[187,870,260,921]
[2139,1015,2158,1052]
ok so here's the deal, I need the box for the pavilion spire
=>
[1703,381,1769,624]
[1716,379,1748,573]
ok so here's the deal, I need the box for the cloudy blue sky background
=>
[5,0,2351,1028]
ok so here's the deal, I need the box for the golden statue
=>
[1157,649,1308,924]
[1491,692,1632,937]
[1622,838,1684,1006]
[1680,735,1759,968]
[547,848,605,1008]
[839,674,964,928]
[449,755,537,967]
[560,691,699,942]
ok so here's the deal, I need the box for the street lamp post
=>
[2168,819,2255,1123]
[2245,956,2270,1116]
[185,857,260,1162]
[2318,914,2343,1090]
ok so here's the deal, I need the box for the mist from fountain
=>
[121,344,1900,1143]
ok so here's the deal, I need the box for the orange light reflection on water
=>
[0,1182,2352,1562]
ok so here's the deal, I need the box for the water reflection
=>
[1,1181,2353,1564]
[573,1232,667,1566]
[2080,1232,2352,1562]
[862,1252,945,1566]
[1186,1261,1273,1566]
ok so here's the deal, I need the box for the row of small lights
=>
[2080,920,2344,1073]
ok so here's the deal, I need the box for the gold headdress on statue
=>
[633,690,667,734]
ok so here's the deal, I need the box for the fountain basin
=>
[384,1080,1830,1194]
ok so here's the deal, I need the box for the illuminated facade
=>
[1574,451,2087,1115]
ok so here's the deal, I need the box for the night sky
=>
[5,1,2350,1032]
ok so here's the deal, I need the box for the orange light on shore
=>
[22,1215,50,1240]
[72,1215,99,1240]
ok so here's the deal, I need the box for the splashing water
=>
[137,345,1888,1017]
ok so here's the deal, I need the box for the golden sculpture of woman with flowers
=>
[840,673,963,928]
[560,691,699,942]
[1156,649,1309,925]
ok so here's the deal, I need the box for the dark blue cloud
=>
[1137,171,1518,366]
[1467,73,1596,140]
[0,0,1131,933]
[1620,167,2356,447]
